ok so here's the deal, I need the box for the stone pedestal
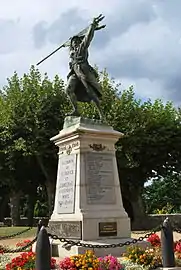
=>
[48,116,131,257]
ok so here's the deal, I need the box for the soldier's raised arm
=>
[79,14,105,52]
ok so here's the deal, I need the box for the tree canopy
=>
[143,173,181,214]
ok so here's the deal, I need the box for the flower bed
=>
[59,250,123,269]
[15,239,32,252]
[122,233,181,269]
[122,246,162,269]
[0,249,10,270]
[5,251,57,270]
[4,250,123,270]
[2,234,181,270]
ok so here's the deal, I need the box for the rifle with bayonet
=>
[36,14,106,66]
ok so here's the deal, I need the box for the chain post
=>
[35,226,51,270]
[161,217,175,268]
[36,219,43,237]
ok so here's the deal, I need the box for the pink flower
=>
[98,255,123,269]
[175,241,181,252]
[59,257,76,270]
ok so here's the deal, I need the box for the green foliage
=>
[153,203,175,214]
[0,66,69,189]
[33,185,49,217]
[34,200,49,217]
[113,89,181,203]
[143,173,181,214]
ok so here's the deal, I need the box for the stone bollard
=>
[35,226,51,270]
[161,217,175,268]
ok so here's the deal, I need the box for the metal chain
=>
[0,227,33,240]
[48,226,161,249]
[169,222,181,234]
[173,228,181,234]
[2,237,37,253]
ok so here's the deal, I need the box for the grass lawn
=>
[0,226,37,238]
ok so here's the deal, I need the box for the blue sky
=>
[0,0,181,104]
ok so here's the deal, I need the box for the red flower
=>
[5,251,57,270]
[16,239,32,251]
[147,234,161,247]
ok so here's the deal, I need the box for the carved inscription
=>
[59,141,79,155]
[85,153,116,204]
[48,221,82,239]
[57,154,77,213]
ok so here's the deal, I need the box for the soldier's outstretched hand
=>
[93,14,105,26]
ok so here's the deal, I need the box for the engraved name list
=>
[57,154,77,214]
[85,153,116,205]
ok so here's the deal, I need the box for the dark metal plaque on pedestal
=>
[99,222,117,237]
[48,221,82,239]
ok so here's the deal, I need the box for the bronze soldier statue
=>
[37,14,106,120]
[65,15,105,119]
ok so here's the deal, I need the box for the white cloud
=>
[120,77,166,101]
[0,0,120,23]
[0,0,181,104]
[0,0,121,86]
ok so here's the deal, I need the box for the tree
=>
[143,173,181,214]
[112,90,181,221]
[0,66,70,224]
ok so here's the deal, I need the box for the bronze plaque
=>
[99,222,117,237]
